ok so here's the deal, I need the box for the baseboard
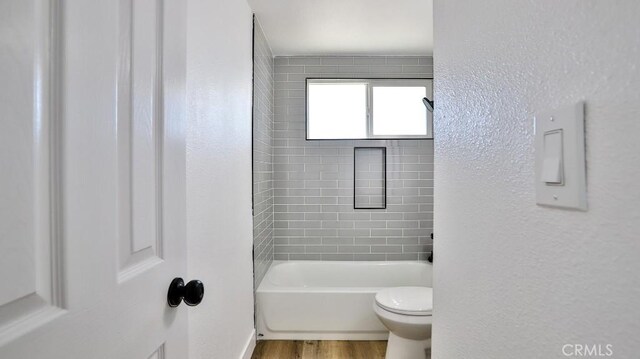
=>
[240,328,256,359]
[258,332,389,341]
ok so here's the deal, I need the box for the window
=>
[306,78,433,140]
[307,82,368,139]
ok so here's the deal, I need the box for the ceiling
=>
[247,0,433,56]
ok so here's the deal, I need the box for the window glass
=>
[307,83,367,139]
[372,86,427,136]
[306,79,432,140]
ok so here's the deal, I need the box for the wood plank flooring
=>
[251,340,387,359]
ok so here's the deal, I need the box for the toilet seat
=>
[375,286,432,316]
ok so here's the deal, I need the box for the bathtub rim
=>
[257,260,433,293]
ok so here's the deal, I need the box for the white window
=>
[306,79,433,140]
[307,82,368,139]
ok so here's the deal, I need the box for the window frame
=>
[305,78,433,140]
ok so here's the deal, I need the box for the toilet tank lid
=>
[375,286,433,316]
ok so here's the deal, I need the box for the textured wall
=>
[252,18,274,288]
[433,1,640,358]
[273,56,434,261]
[186,0,256,358]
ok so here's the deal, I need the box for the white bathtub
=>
[256,260,432,340]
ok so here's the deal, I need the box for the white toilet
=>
[374,286,433,359]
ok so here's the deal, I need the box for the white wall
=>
[433,1,640,358]
[186,0,255,358]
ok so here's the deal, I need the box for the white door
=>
[0,0,190,358]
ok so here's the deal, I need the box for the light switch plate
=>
[534,102,587,210]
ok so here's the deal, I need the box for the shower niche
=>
[354,147,387,209]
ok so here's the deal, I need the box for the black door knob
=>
[167,278,204,307]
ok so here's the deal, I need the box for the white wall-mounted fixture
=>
[535,102,587,210]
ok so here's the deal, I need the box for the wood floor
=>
[251,340,387,359]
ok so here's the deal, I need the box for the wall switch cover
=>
[541,129,564,184]
[535,102,587,210]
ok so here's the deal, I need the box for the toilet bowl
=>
[374,286,432,359]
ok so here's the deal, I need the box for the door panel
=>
[0,0,188,357]
[0,0,65,346]
[117,0,165,280]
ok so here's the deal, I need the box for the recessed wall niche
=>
[354,147,387,209]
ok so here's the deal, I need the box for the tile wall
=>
[252,19,274,286]
[273,56,434,260]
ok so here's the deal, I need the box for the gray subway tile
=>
[322,237,355,245]
[338,246,371,253]
[354,221,387,229]
[305,66,339,73]
[289,57,322,65]
[403,245,430,253]
[290,237,321,245]
[274,57,289,65]
[371,229,403,236]
[321,254,354,261]
[275,65,304,74]
[402,65,433,74]
[305,212,338,220]
[275,245,305,253]
[419,57,434,65]
[270,56,434,261]
[372,245,402,253]
[369,65,403,73]
[306,245,338,253]
[386,57,420,65]
[387,237,419,245]
[290,254,321,260]
[353,57,386,65]
[355,237,387,245]
[305,228,337,236]
[321,57,354,65]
